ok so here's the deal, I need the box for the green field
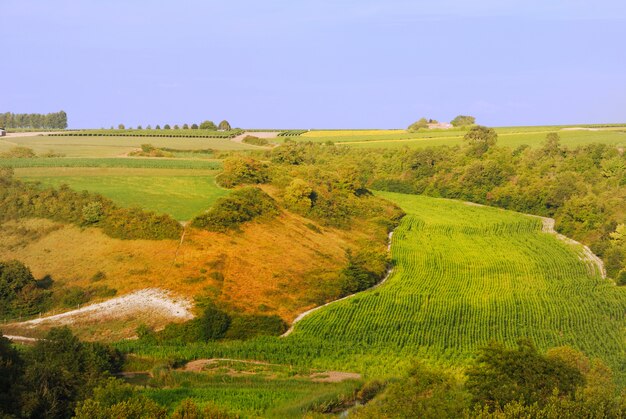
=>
[134,365,361,418]
[288,192,626,377]
[0,134,261,157]
[18,168,227,221]
[278,126,626,149]
[0,157,222,169]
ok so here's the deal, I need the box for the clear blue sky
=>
[2,1,626,128]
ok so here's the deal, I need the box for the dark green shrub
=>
[225,314,287,339]
[191,187,279,232]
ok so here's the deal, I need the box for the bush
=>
[191,187,279,232]
[241,135,269,146]
[225,314,287,339]
[217,157,270,188]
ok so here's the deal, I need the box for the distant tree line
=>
[0,111,68,129]
[117,120,232,131]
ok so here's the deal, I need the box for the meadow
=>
[18,168,227,221]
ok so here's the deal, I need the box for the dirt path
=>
[6,288,193,329]
[4,131,66,138]
[180,358,362,382]
[536,216,607,279]
[231,131,279,144]
[281,231,395,337]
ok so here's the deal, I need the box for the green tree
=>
[199,120,217,130]
[408,118,429,132]
[0,333,24,417]
[284,179,315,213]
[82,202,104,224]
[466,339,584,409]
[183,123,189,129]
[155,125,161,130]
[451,115,476,127]
[163,124,171,130]
[218,120,232,130]
[464,125,498,156]
[191,123,199,129]
[542,132,562,156]
[117,124,125,130]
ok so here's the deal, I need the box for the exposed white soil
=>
[9,288,193,329]
[281,231,395,337]
[4,335,38,343]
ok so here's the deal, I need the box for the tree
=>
[199,120,217,130]
[464,125,497,156]
[173,124,180,130]
[117,124,125,130]
[191,123,199,130]
[197,304,230,340]
[155,125,161,130]
[146,124,152,130]
[542,132,562,156]
[218,120,232,131]
[0,333,23,416]
[136,125,142,130]
[466,339,584,409]
[163,124,171,130]
[284,179,315,213]
[182,123,189,129]
[408,118,429,132]
[451,115,476,127]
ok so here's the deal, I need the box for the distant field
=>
[18,168,226,221]
[279,126,626,149]
[0,157,222,169]
[0,134,259,157]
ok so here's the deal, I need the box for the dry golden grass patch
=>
[0,209,381,335]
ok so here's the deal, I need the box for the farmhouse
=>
[0,127,6,136]
[427,122,453,129]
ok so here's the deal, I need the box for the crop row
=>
[291,193,626,375]
[277,130,308,137]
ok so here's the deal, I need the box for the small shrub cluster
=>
[138,305,287,344]
[191,187,279,232]
[0,260,50,317]
[240,135,269,146]
[216,156,270,188]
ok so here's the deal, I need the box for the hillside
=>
[0,206,389,339]
[283,192,625,378]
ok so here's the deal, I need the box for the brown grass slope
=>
[0,207,388,338]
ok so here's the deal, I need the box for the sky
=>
[2,0,626,129]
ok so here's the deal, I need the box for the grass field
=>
[0,157,222,169]
[134,362,361,418]
[18,168,227,221]
[0,134,260,157]
[279,126,626,149]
